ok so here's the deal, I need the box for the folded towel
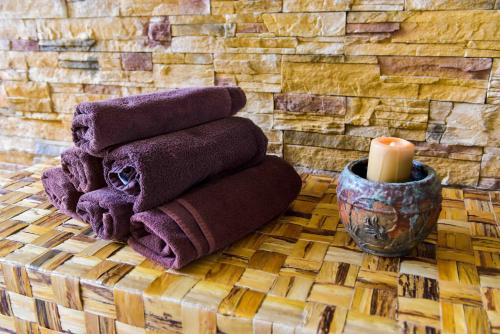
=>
[42,167,82,220]
[72,86,246,156]
[61,147,106,193]
[76,188,134,242]
[103,117,268,213]
[128,156,302,269]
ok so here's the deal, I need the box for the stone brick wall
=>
[0,0,499,188]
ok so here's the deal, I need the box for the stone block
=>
[214,54,281,75]
[295,38,344,55]
[120,0,210,16]
[147,17,171,47]
[236,23,268,34]
[0,0,67,18]
[480,151,500,178]
[59,60,99,70]
[347,11,412,24]
[0,20,37,40]
[234,0,283,14]
[4,82,50,99]
[171,36,222,53]
[282,62,419,99]
[392,11,500,44]
[345,97,379,126]
[345,125,426,141]
[39,39,95,52]
[429,101,452,124]
[0,116,70,141]
[283,0,351,12]
[284,145,366,172]
[347,23,400,34]
[378,56,492,80]
[406,0,495,10]
[11,40,39,51]
[121,53,153,71]
[234,73,281,93]
[419,84,486,104]
[416,156,480,186]
[441,103,499,146]
[153,64,213,88]
[36,18,148,41]
[52,93,117,114]
[67,0,119,18]
[274,94,346,115]
[262,13,346,37]
[284,131,371,151]
[172,24,226,37]
[273,112,345,134]
[415,142,483,162]
[223,37,297,53]
[0,52,26,69]
[240,92,274,114]
[237,112,273,130]
[351,0,404,10]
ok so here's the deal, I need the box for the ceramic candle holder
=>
[337,158,442,257]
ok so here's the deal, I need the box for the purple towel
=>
[72,86,246,156]
[41,167,82,220]
[128,156,302,269]
[103,117,268,213]
[76,188,133,242]
[61,147,106,193]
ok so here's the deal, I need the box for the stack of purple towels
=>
[42,87,301,269]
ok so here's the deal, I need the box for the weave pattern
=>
[0,160,498,334]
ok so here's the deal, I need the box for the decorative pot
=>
[336,158,442,257]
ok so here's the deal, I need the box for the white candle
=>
[366,137,415,183]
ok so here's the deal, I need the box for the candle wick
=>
[389,142,397,147]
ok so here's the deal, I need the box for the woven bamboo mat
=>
[0,161,498,334]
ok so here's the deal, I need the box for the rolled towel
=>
[128,156,302,269]
[103,117,268,213]
[61,147,106,193]
[76,188,134,242]
[72,86,246,156]
[42,167,82,220]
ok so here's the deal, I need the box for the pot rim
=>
[345,157,438,187]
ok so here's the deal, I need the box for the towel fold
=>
[61,147,106,193]
[42,167,82,220]
[103,117,268,213]
[72,86,246,156]
[128,156,302,269]
[76,188,134,242]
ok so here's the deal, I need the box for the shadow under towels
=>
[103,117,268,213]
[76,188,133,242]
[72,86,246,156]
[42,167,82,220]
[128,156,302,269]
[61,147,105,193]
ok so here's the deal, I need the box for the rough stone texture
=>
[406,0,495,10]
[0,0,67,19]
[0,2,498,188]
[274,94,346,115]
[262,13,346,37]
[379,56,492,80]
[121,53,153,71]
[440,103,499,147]
[147,17,171,47]
[347,23,400,34]
[120,0,210,16]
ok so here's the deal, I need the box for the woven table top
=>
[0,161,498,334]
